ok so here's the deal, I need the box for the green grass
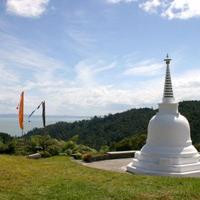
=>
[0,156,200,200]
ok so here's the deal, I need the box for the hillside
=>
[1,155,200,200]
[25,101,200,149]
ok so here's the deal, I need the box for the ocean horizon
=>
[0,114,91,137]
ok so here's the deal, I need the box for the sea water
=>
[0,115,90,136]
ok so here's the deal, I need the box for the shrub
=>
[65,149,73,156]
[6,140,16,154]
[47,144,61,156]
[82,152,108,162]
[64,140,77,152]
[26,135,63,156]
[82,153,92,162]
[28,135,42,153]
[0,143,7,153]
[75,144,96,154]
[100,145,110,153]
[72,152,82,160]
[40,151,51,158]
[0,139,16,154]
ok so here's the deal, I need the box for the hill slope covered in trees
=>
[25,101,200,150]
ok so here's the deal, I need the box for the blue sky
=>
[0,0,200,116]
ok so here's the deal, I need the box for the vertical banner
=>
[28,100,46,128]
[18,91,24,131]
[42,101,46,128]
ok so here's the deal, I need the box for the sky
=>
[0,0,200,116]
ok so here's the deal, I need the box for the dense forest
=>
[25,101,200,150]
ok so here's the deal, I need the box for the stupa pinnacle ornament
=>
[127,55,200,176]
[163,54,174,103]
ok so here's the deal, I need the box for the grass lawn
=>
[0,155,200,200]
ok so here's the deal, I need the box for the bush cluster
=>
[63,138,97,159]
[0,133,97,159]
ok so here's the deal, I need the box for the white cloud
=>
[106,0,136,4]
[139,0,200,19]
[123,60,163,76]
[67,29,96,49]
[174,69,200,100]
[162,0,200,19]
[139,0,161,13]
[65,27,98,57]
[75,59,115,86]
[0,64,19,84]
[106,0,200,19]
[6,0,49,18]
[0,33,64,72]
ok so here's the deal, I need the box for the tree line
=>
[25,101,200,150]
[1,100,200,155]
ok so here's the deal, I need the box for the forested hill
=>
[26,108,155,149]
[25,101,200,149]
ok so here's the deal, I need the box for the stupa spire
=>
[163,54,174,103]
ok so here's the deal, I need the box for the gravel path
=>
[80,158,133,173]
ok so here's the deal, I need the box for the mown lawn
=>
[0,155,200,200]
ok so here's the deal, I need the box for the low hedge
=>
[82,151,136,162]
[82,153,109,162]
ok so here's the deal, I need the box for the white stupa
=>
[127,55,200,176]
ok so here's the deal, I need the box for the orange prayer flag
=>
[18,91,24,130]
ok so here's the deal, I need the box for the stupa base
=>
[127,163,200,177]
[127,150,200,177]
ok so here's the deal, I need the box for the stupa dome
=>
[143,106,197,155]
[127,55,200,176]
